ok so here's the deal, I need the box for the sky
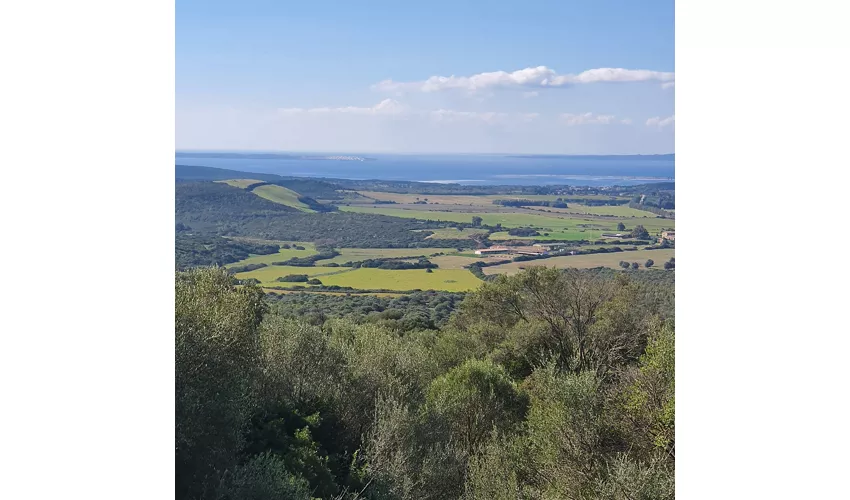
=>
[176,0,674,154]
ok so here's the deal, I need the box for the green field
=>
[353,192,629,206]
[526,204,657,217]
[429,254,508,270]
[318,268,482,292]
[234,264,351,285]
[342,206,670,230]
[483,249,675,275]
[216,179,264,189]
[225,243,318,267]
[314,247,451,265]
[252,185,316,212]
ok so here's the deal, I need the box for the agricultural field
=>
[429,253,509,270]
[317,268,483,292]
[522,204,657,217]
[483,249,675,275]
[342,206,673,243]
[233,265,352,286]
[224,243,318,267]
[252,185,316,212]
[314,247,452,266]
[216,179,264,189]
[352,192,629,207]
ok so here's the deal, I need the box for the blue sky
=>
[176,0,674,154]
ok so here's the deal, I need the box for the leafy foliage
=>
[176,266,674,499]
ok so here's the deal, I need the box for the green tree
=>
[630,225,650,239]
[175,267,267,500]
[426,359,527,455]
[471,216,483,227]
[631,262,640,270]
[617,222,626,231]
[645,259,654,268]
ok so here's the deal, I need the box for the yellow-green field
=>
[252,185,316,212]
[225,243,318,267]
[429,254,509,270]
[234,265,351,286]
[340,206,673,236]
[216,179,264,189]
[352,192,629,207]
[318,268,483,292]
[314,247,450,265]
[483,249,675,275]
[524,204,657,217]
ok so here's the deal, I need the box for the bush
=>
[631,262,640,270]
[278,274,309,282]
[645,259,654,268]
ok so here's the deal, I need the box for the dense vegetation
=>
[176,182,478,249]
[175,233,279,270]
[177,266,674,499]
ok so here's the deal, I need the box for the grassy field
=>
[341,206,671,230]
[225,243,318,267]
[483,249,675,275]
[416,227,489,239]
[523,204,657,217]
[252,185,316,212]
[216,179,264,189]
[353,192,629,206]
[234,265,353,286]
[314,247,451,265]
[318,268,483,292]
[429,254,509,270]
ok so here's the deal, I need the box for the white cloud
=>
[373,66,674,93]
[278,98,407,116]
[646,115,675,127]
[560,112,617,126]
[661,81,675,90]
[522,91,540,99]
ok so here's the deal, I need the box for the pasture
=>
[216,179,264,189]
[341,206,671,231]
[234,265,350,285]
[252,185,316,212]
[318,268,483,292]
[225,243,318,267]
[483,249,675,275]
[314,247,451,265]
[429,254,509,270]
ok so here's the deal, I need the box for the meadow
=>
[340,205,673,241]
[317,268,483,292]
[224,243,318,267]
[483,249,676,275]
[252,185,316,212]
[352,192,630,206]
[314,247,452,265]
[216,179,264,189]
[233,264,349,285]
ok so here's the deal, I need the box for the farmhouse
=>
[660,230,675,242]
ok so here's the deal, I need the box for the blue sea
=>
[175,152,674,187]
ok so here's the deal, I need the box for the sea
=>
[175,152,674,187]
